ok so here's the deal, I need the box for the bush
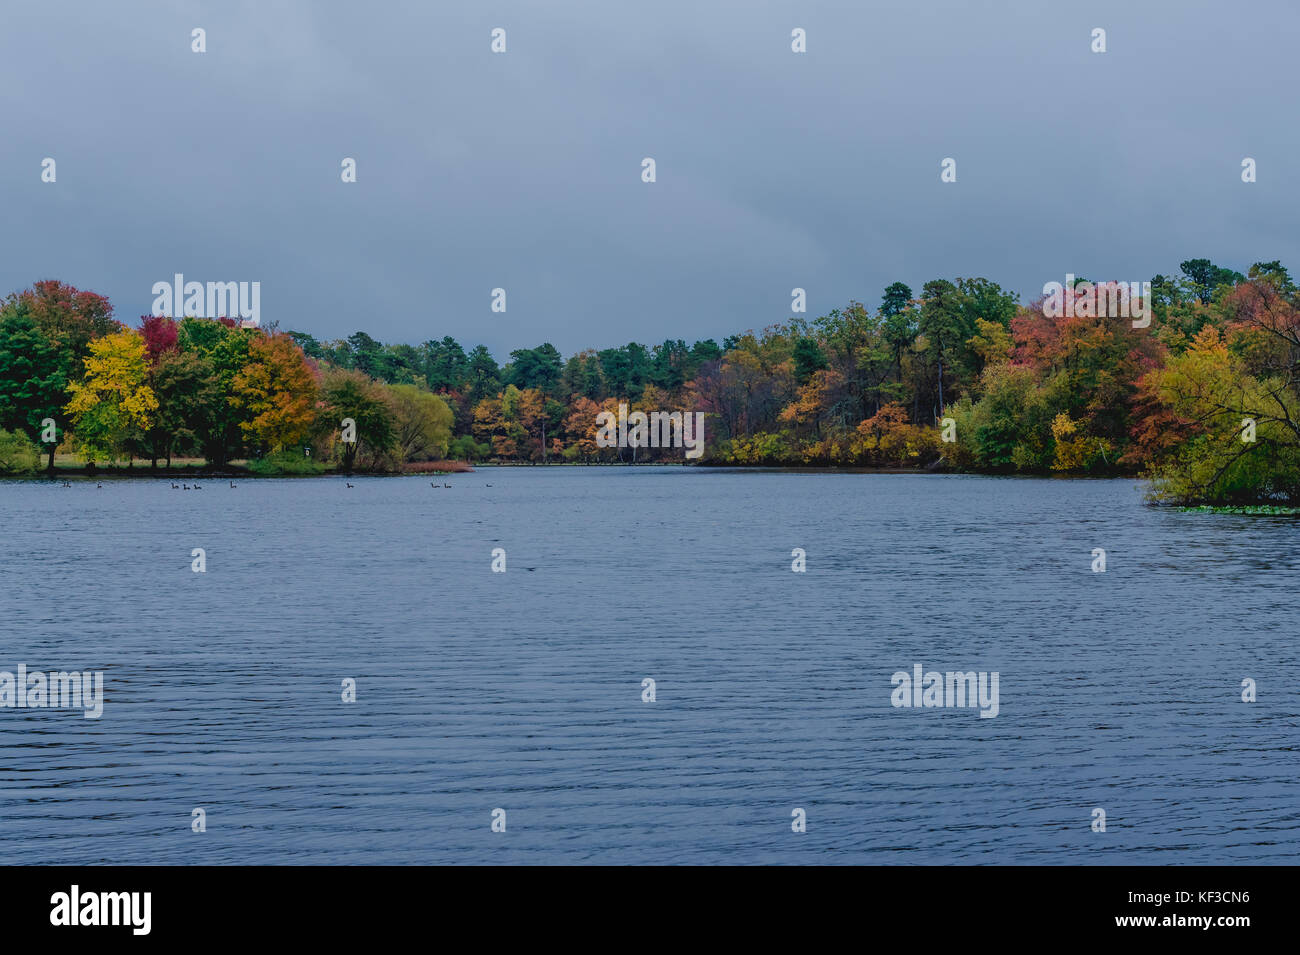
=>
[0,429,39,475]
[448,434,491,462]
[248,450,329,476]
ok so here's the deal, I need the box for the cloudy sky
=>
[2,0,1295,359]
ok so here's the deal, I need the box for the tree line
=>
[0,282,452,476]
[2,259,1299,503]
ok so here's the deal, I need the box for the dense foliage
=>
[0,281,452,474]
[2,260,1298,503]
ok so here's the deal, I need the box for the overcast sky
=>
[2,0,1295,359]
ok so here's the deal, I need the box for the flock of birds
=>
[61,477,494,490]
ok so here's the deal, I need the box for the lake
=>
[0,468,1296,864]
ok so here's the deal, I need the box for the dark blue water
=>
[0,468,1295,864]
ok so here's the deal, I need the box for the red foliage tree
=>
[138,315,179,367]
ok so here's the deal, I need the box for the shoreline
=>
[19,458,476,479]
[8,466,1295,510]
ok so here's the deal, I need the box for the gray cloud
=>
[2,0,1295,358]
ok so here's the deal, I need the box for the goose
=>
[182,484,190,490]
[96,482,103,489]
[346,482,355,488]
[171,482,179,489]
[443,482,451,488]
[229,480,237,488]
[193,484,202,490]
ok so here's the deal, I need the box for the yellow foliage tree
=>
[1051,412,1112,471]
[65,329,158,463]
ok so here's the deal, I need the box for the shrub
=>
[248,450,329,476]
[448,434,491,462]
[0,429,39,475]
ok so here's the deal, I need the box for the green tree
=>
[507,343,564,393]
[422,337,470,391]
[141,350,219,467]
[0,308,71,470]
[792,337,829,385]
[386,384,454,461]
[466,345,501,404]
[323,368,397,471]
[881,282,913,317]
[1180,259,1245,305]
[178,318,256,466]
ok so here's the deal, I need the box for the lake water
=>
[0,468,1296,864]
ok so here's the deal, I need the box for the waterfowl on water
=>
[229,481,237,488]
[347,482,355,488]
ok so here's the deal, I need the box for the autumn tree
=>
[561,396,606,461]
[1146,324,1300,503]
[64,329,158,464]
[139,315,180,365]
[9,280,118,363]
[231,333,320,453]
